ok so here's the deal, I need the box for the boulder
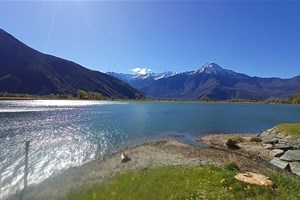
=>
[287,141,300,149]
[269,149,284,157]
[278,138,288,144]
[234,172,273,186]
[270,137,279,144]
[261,134,277,144]
[269,158,289,170]
[274,144,292,150]
[289,162,300,176]
[280,150,300,162]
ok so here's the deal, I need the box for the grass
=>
[63,165,300,200]
[276,123,300,138]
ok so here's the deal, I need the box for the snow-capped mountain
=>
[107,71,178,89]
[107,71,178,81]
[108,62,300,100]
[192,62,233,75]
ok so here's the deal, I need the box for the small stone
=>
[289,162,300,176]
[274,144,292,150]
[263,144,273,149]
[121,153,130,163]
[269,158,289,170]
[280,150,300,162]
[269,149,284,157]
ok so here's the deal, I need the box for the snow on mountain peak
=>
[194,62,225,74]
[136,71,178,80]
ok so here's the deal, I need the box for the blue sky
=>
[1,1,300,78]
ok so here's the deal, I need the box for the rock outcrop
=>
[259,127,300,176]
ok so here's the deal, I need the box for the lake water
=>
[1,100,300,198]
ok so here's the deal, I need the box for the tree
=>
[291,93,300,104]
[77,90,88,99]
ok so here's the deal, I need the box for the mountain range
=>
[0,29,144,99]
[108,62,300,100]
[1,28,299,101]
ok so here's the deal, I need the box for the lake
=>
[1,100,300,198]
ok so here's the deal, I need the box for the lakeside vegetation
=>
[0,91,300,104]
[63,164,300,200]
[0,91,110,100]
[276,123,300,138]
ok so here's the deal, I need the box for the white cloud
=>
[131,67,151,75]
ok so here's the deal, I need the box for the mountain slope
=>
[0,29,144,99]
[109,62,300,100]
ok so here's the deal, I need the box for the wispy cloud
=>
[131,67,151,75]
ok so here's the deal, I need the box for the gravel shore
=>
[12,136,276,200]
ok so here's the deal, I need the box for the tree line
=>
[0,90,108,100]
[0,91,300,103]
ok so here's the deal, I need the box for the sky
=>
[1,1,300,78]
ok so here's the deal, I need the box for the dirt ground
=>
[11,135,277,200]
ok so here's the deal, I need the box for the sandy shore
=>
[11,135,277,200]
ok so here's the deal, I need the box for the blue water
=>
[1,100,300,198]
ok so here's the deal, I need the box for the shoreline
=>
[0,97,299,105]
[11,134,280,200]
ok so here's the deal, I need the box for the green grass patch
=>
[276,123,300,138]
[63,165,300,200]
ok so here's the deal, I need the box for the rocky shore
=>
[259,127,300,176]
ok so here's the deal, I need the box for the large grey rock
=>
[278,138,288,144]
[274,144,292,150]
[270,158,289,169]
[287,141,300,149]
[269,149,284,157]
[289,162,300,176]
[270,137,279,144]
[280,150,300,162]
[261,134,277,144]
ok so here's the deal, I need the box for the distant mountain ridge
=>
[0,29,144,99]
[107,71,178,89]
[108,62,300,100]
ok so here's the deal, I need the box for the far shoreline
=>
[0,97,299,105]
